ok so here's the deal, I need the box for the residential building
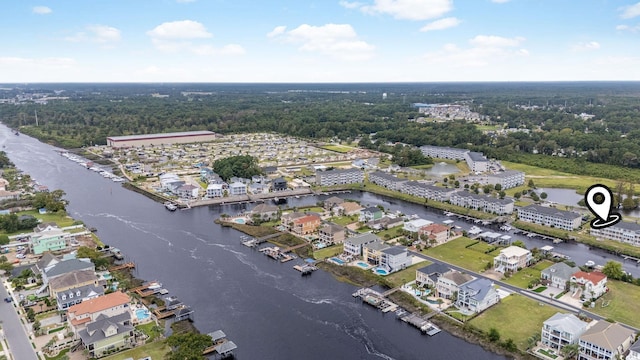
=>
[591,222,640,247]
[30,227,68,255]
[415,263,451,288]
[436,270,474,299]
[228,182,247,196]
[159,173,181,190]
[578,321,635,360]
[359,207,383,223]
[517,205,582,230]
[449,191,515,215]
[363,241,390,266]
[368,171,408,191]
[399,181,456,202]
[493,246,532,273]
[485,170,525,190]
[324,196,344,210]
[315,168,364,186]
[368,216,404,231]
[39,257,97,297]
[250,204,280,221]
[337,201,363,216]
[291,214,321,235]
[318,223,346,245]
[465,151,489,173]
[455,278,500,313]
[271,177,288,191]
[380,246,411,273]
[420,145,469,160]
[541,313,589,352]
[78,312,134,358]
[57,284,104,311]
[249,183,268,194]
[571,271,608,299]
[627,339,640,360]
[343,233,379,258]
[206,183,225,198]
[67,291,131,331]
[419,223,452,246]
[404,219,433,233]
[281,212,306,232]
[0,190,20,201]
[176,184,199,198]
[541,262,580,290]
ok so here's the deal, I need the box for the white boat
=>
[585,260,595,267]
[164,202,178,211]
[147,281,162,290]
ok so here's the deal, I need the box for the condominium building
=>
[465,151,489,173]
[420,145,469,160]
[368,171,408,191]
[591,221,640,247]
[485,170,525,189]
[399,181,456,202]
[517,204,582,230]
[541,313,589,352]
[449,191,515,215]
[316,168,364,186]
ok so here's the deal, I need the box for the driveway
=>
[1,279,38,360]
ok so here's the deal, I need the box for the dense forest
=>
[1,82,640,177]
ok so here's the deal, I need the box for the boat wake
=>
[81,212,175,247]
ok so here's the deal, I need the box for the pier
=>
[203,330,237,358]
[293,263,318,275]
[399,312,441,336]
[622,254,640,263]
[352,288,399,313]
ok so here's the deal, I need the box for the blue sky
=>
[1,0,640,82]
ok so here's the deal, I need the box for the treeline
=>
[212,155,263,181]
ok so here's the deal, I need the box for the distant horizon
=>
[3,80,640,85]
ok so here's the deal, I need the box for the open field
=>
[327,216,358,226]
[422,237,497,272]
[590,280,640,328]
[103,341,169,360]
[376,227,404,241]
[503,260,554,289]
[17,210,77,227]
[313,244,343,260]
[384,261,431,287]
[319,144,355,153]
[475,124,503,132]
[469,294,563,351]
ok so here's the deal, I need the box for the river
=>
[0,126,508,359]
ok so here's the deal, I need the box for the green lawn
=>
[475,124,503,132]
[102,340,169,360]
[422,237,496,272]
[384,261,431,287]
[590,280,640,328]
[17,210,77,227]
[299,206,324,214]
[327,216,358,226]
[503,260,554,289]
[136,322,163,342]
[376,227,404,241]
[320,144,354,153]
[313,244,343,260]
[470,294,563,351]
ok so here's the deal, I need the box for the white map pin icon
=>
[585,184,621,229]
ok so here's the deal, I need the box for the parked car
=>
[3,297,12,303]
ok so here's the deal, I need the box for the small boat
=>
[147,281,162,290]
[585,260,595,267]
[164,202,178,211]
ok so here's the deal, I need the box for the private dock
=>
[131,281,166,297]
[293,263,318,275]
[203,330,237,358]
[109,262,135,271]
[399,313,441,336]
[352,288,399,313]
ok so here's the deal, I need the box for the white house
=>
[571,271,608,299]
[455,278,500,313]
[493,246,532,273]
[228,182,247,196]
[206,183,225,198]
[343,233,379,258]
[579,321,635,360]
[379,246,411,273]
[627,339,640,360]
[541,312,589,352]
[403,218,433,233]
[436,270,474,300]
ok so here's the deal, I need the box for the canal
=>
[0,125,505,359]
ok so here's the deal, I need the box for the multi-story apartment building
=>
[541,313,589,352]
[485,170,526,189]
[449,191,515,215]
[315,168,364,186]
[465,151,489,173]
[420,145,469,160]
[591,221,640,247]
[368,171,408,191]
[517,204,582,230]
[399,181,457,202]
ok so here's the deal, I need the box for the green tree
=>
[499,190,506,199]
[165,332,212,360]
[514,192,521,200]
[528,179,535,188]
[512,240,527,249]
[494,184,502,191]
[488,327,501,342]
[560,343,579,359]
[540,192,548,199]
[601,261,624,280]
[0,234,9,245]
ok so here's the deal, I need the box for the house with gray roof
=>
[57,284,104,311]
[250,204,279,221]
[416,263,451,287]
[343,233,379,258]
[436,270,474,299]
[627,338,640,360]
[541,262,580,290]
[450,191,515,215]
[517,204,582,230]
[455,278,500,313]
[78,312,134,359]
[49,269,99,299]
[318,223,346,245]
[578,320,635,360]
[380,246,411,273]
[541,312,589,352]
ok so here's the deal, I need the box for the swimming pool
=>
[330,257,345,265]
[356,262,369,269]
[374,268,389,276]
[315,243,327,249]
[234,218,246,224]
[135,308,150,321]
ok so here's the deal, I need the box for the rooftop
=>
[441,270,474,286]
[346,233,380,246]
[68,291,130,316]
[45,258,95,278]
[580,320,635,351]
[107,130,216,142]
[518,204,581,220]
[544,312,588,335]
[381,245,407,256]
[572,270,607,284]
[498,246,531,258]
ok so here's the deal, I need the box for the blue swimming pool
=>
[356,261,369,269]
[234,218,246,224]
[135,308,150,321]
[330,257,345,265]
[315,243,327,249]
[375,268,389,276]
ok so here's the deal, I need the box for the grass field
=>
[590,280,640,328]
[320,144,354,153]
[470,294,563,351]
[313,244,343,260]
[422,237,496,272]
[475,124,503,132]
[384,261,430,287]
[102,341,169,360]
[503,260,554,289]
[376,227,404,241]
[327,216,358,226]
[17,210,76,227]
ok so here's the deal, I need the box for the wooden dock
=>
[400,313,441,336]
[109,262,135,271]
[293,263,318,275]
[282,242,310,253]
[152,306,176,319]
[203,330,237,358]
[353,288,399,313]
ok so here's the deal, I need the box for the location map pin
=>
[585,184,621,229]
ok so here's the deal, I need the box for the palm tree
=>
[560,343,579,359]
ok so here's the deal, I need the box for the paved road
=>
[0,279,38,360]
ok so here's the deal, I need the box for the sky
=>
[1,0,640,82]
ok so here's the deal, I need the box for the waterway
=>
[0,126,505,359]
[536,187,640,218]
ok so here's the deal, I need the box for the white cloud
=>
[0,56,75,68]
[32,6,52,14]
[147,20,212,40]
[571,41,601,51]
[420,17,461,31]
[176,0,197,2]
[620,2,640,19]
[192,44,246,55]
[64,25,121,45]
[339,1,363,9]
[616,24,640,32]
[423,34,527,68]
[267,26,287,38]
[491,0,510,3]
[269,23,375,61]
[356,0,453,21]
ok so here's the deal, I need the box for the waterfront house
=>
[291,214,321,236]
[415,263,451,288]
[368,216,404,231]
[591,221,640,247]
[493,246,532,273]
[418,223,452,246]
[78,312,134,359]
[627,339,640,360]
[177,184,199,199]
[249,183,268,194]
[541,312,589,352]
[517,204,582,230]
[318,223,346,245]
[336,201,363,216]
[67,291,131,331]
[229,182,247,196]
[30,226,68,255]
[206,183,226,198]
[250,204,280,221]
[436,270,474,299]
[271,177,288,192]
[380,246,411,273]
[404,218,433,233]
[324,196,344,210]
[541,262,580,290]
[343,233,380,258]
[578,320,635,360]
[363,241,390,266]
[159,173,181,190]
[455,278,500,313]
[0,189,20,201]
[359,207,383,223]
[37,257,96,298]
[571,271,608,299]
[57,284,104,311]
[368,171,408,191]
[281,212,306,232]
